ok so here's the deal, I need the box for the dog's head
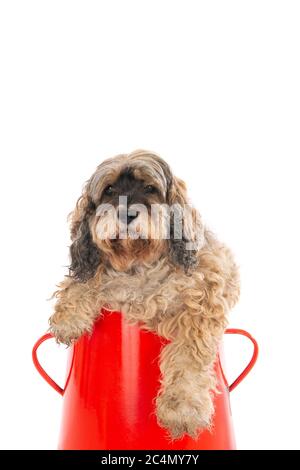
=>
[69,150,203,280]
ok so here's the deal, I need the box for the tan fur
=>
[49,150,240,439]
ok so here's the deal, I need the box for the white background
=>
[0,0,299,450]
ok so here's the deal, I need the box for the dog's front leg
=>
[49,276,102,345]
[155,314,224,440]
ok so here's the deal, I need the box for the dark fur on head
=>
[169,222,199,273]
[164,165,200,273]
[69,198,101,282]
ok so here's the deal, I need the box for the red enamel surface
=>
[32,309,258,450]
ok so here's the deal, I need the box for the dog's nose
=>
[117,206,139,225]
[127,212,139,225]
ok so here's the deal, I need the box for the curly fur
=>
[49,149,240,439]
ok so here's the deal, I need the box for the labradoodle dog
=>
[49,149,240,439]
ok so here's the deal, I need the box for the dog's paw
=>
[49,311,93,346]
[156,392,214,440]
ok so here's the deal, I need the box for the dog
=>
[49,149,240,439]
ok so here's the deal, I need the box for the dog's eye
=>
[104,185,114,196]
[144,185,156,194]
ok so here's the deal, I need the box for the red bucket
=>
[32,309,258,450]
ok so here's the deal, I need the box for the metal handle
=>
[32,328,258,395]
[32,333,65,395]
[224,328,259,392]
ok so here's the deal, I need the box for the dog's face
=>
[69,150,202,280]
[90,163,170,271]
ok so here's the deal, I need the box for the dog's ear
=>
[68,190,101,282]
[166,175,203,272]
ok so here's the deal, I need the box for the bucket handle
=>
[32,328,258,396]
[32,333,64,395]
[224,328,259,392]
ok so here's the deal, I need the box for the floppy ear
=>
[68,191,101,282]
[167,176,203,272]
